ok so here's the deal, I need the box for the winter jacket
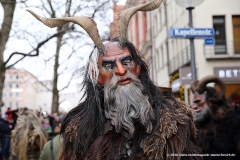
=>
[0,118,12,137]
[39,134,63,160]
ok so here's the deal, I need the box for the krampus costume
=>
[191,75,240,160]
[9,109,48,160]
[28,0,202,159]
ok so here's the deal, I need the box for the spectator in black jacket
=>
[0,114,13,160]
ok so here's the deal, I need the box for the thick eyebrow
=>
[102,59,116,64]
[120,55,132,61]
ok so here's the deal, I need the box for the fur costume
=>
[195,105,240,160]
[9,109,47,160]
[191,76,240,160]
[59,94,202,160]
[27,1,202,159]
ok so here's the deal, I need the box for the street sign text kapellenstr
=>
[169,28,215,38]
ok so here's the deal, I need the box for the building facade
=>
[125,0,156,81]
[154,0,240,103]
[2,68,39,114]
[2,68,82,115]
[125,0,240,104]
[36,80,53,114]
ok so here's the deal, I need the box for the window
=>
[213,16,226,54]
[16,75,19,79]
[232,15,240,54]
[16,102,19,108]
[9,83,12,88]
[9,102,12,108]
[10,92,12,97]
[16,92,19,97]
[16,84,19,88]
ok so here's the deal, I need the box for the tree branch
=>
[38,80,52,92]
[46,0,56,18]
[58,71,75,92]
[91,0,110,19]
[65,0,72,17]
[5,29,69,68]
[0,0,27,4]
[40,0,51,16]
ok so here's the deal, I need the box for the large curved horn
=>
[118,0,163,45]
[190,80,199,93]
[26,10,105,54]
[195,75,226,95]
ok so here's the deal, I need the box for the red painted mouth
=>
[118,77,132,85]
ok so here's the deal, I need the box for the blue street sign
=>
[169,28,215,38]
[204,37,215,46]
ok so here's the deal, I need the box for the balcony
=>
[169,46,191,75]
[204,40,240,60]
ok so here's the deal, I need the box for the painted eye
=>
[122,58,132,65]
[105,63,115,69]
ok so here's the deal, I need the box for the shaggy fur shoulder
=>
[203,105,240,160]
[143,98,202,160]
[59,103,84,160]
[60,100,202,160]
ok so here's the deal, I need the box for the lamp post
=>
[174,0,204,80]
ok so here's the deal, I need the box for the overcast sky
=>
[0,0,127,92]
[117,0,127,5]
[1,0,121,93]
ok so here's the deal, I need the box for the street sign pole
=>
[188,7,197,80]
[168,28,215,81]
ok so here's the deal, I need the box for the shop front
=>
[170,67,192,104]
[214,67,240,99]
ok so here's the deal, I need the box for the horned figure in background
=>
[27,0,203,159]
[191,75,229,122]
[190,75,240,160]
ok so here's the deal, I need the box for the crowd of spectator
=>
[0,107,66,160]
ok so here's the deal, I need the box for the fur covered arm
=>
[58,104,83,160]
[168,99,203,160]
[143,98,203,160]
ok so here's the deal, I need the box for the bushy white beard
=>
[104,72,156,138]
[193,104,211,122]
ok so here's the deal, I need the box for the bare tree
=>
[25,0,114,113]
[0,0,60,109]
[1,0,116,113]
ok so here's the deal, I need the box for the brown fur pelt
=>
[10,129,47,160]
[60,114,82,160]
[9,110,48,160]
[61,99,202,160]
[143,98,202,160]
